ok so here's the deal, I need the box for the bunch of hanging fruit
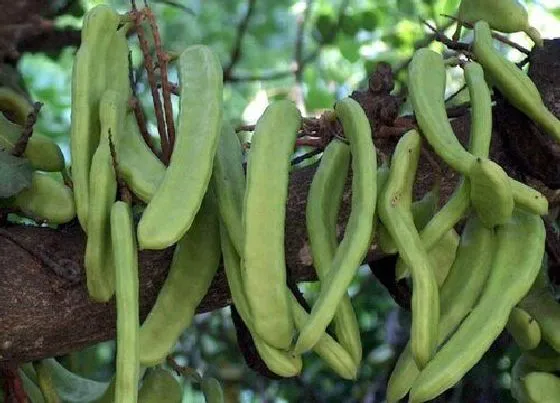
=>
[2,0,560,401]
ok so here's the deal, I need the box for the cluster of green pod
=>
[14,1,559,401]
[453,0,543,46]
[381,12,556,399]
[0,84,72,224]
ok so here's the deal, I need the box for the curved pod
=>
[294,98,376,355]
[137,45,223,250]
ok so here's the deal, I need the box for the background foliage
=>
[14,0,560,401]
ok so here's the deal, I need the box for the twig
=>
[157,81,180,95]
[441,14,531,55]
[222,0,257,81]
[143,2,176,151]
[422,20,471,52]
[127,51,161,160]
[12,102,42,157]
[130,0,170,164]
[291,148,322,166]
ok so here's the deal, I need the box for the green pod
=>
[468,157,514,228]
[212,121,246,253]
[33,361,61,403]
[522,372,560,402]
[294,97,376,355]
[415,179,470,254]
[401,61,489,265]
[19,368,45,403]
[377,130,439,369]
[220,224,303,377]
[117,113,165,202]
[519,271,560,353]
[464,62,493,157]
[465,41,547,218]
[10,172,75,224]
[0,86,33,125]
[507,307,542,351]
[386,215,494,402]
[214,126,355,377]
[0,113,64,172]
[408,48,476,175]
[70,5,122,231]
[138,368,182,403]
[427,229,460,287]
[394,182,443,281]
[409,210,546,403]
[84,90,124,302]
[137,45,223,250]
[376,163,397,254]
[213,124,303,377]
[387,179,441,259]
[455,0,542,45]
[201,377,224,403]
[139,191,221,366]
[242,100,301,350]
[510,180,548,216]
[473,21,560,143]
[411,182,440,231]
[104,26,130,97]
[290,293,358,380]
[306,138,362,366]
[111,201,139,403]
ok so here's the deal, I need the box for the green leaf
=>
[359,10,378,31]
[0,151,33,198]
[340,12,360,36]
[337,34,361,63]
[313,13,337,44]
[40,359,110,403]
